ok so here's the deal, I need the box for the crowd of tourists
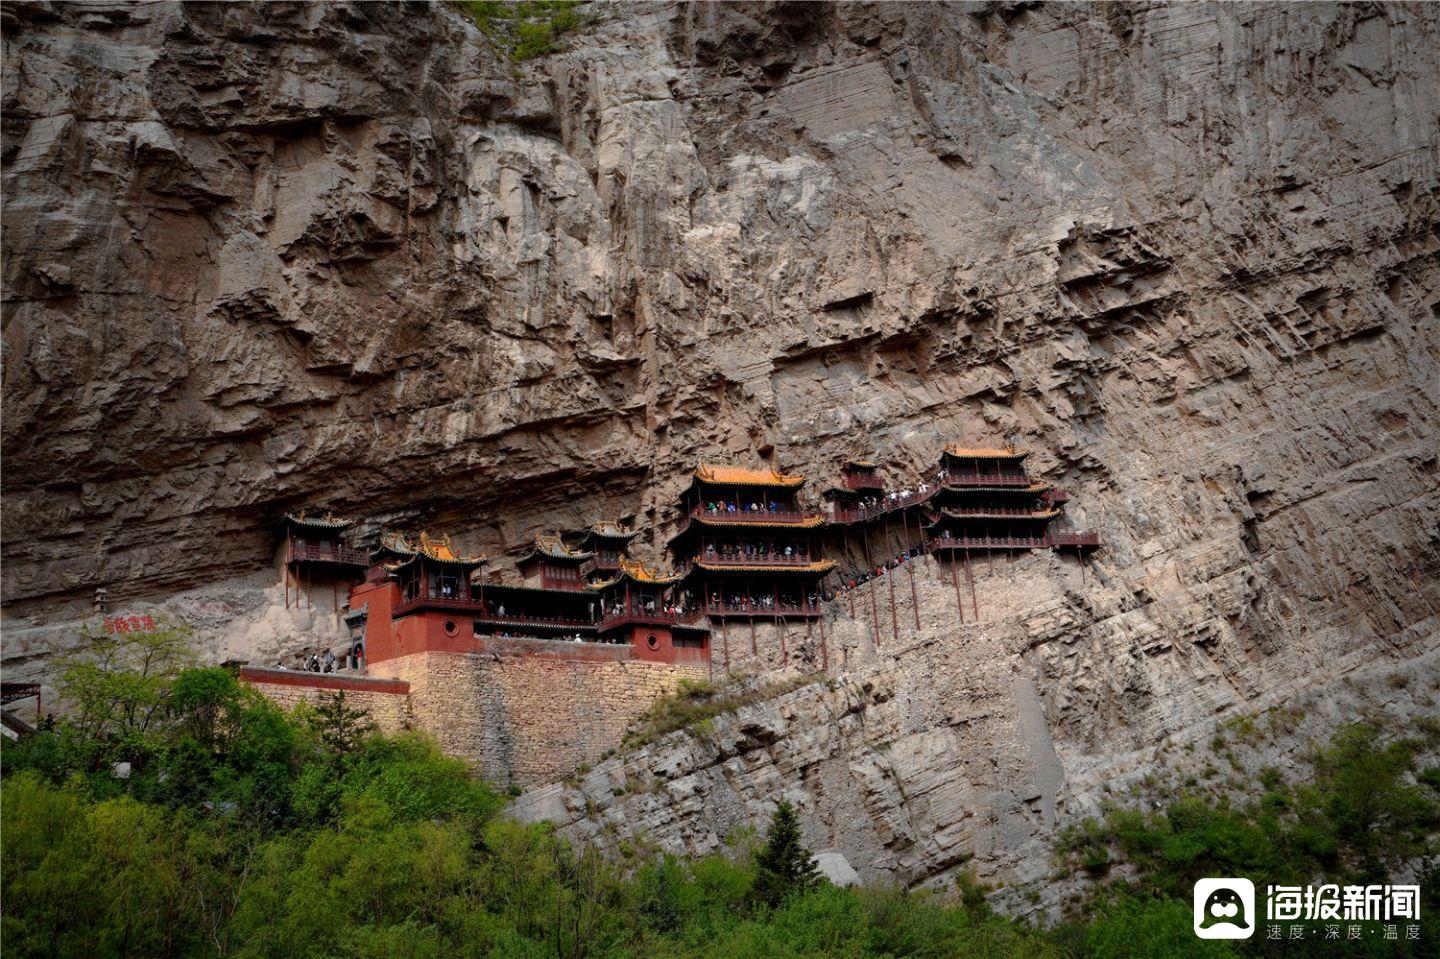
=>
[834,546,924,593]
[275,641,364,673]
[701,541,810,561]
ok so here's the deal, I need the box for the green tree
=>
[60,617,196,744]
[306,689,377,757]
[752,800,821,909]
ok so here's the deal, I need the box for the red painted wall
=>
[355,578,711,667]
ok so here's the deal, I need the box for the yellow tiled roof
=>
[283,511,354,530]
[695,463,805,488]
[523,535,593,562]
[620,558,683,583]
[381,530,484,565]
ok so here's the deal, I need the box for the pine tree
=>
[752,800,822,908]
[307,690,375,756]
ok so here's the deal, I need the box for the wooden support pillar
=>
[964,548,979,621]
[868,579,881,649]
[907,560,920,630]
[949,554,964,624]
[750,616,757,655]
[779,618,788,664]
[887,562,899,645]
[721,618,730,675]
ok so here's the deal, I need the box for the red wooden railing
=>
[290,543,371,566]
[472,610,597,630]
[940,507,1052,518]
[702,601,823,617]
[831,486,937,523]
[844,474,885,491]
[690,507,826,523]
[392,594,486,617]
[1046,531,1101,548]
[928,535,1047,551]
[693,553,819,568]
[598,607,680,630]
[944,472,1032,487]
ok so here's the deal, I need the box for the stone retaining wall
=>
[238,666,411,733]
[242,645,706,788]
[371,647,707,787]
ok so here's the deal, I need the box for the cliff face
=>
[3,0,1437,892]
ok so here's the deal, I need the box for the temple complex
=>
[594,559,709,665]
[250,443,1099,785]
[351,531,487,661]
[574,522,639,583]
[822,460,886,524]
[278,513,369,615]
[926,446,1062,554]
[669,464,834,619]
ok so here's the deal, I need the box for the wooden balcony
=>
[693,553,819,569]
[843,474,885,491]
[944,472,1033,487]
[391,594,486,617]
[598,604,681,631]
[830,486,937,523]
[473,610,597,631]
[940,507,1053,518]
[702,601,823,619]
[689,506,827,524]
[1046,531,1101,549]
[289,543,371,566]
[927,535,1046,552]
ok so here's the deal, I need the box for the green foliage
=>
[303,689,377,756]
[4,653,1437,959]
[752,800,822,908]
[622,675,814,750]
[452,0,587,61]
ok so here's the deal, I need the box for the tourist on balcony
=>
[323,649,336,673]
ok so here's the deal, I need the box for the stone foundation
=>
[242,642,707,787]
[371,643,706,787]
[238,666,411,732]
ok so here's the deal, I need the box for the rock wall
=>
[3,0,1438,891]
[512,556,1440,911]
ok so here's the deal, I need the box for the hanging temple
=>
[276,445,1100,674]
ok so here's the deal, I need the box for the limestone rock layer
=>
[3,0,1438,892]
